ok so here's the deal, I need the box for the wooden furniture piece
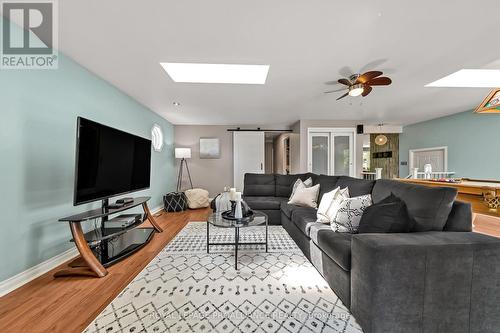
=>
[397,178,500,237]
[55,197,163,278]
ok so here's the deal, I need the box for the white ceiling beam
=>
[363,125,403,134]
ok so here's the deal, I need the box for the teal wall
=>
[0,22,175,282]
[399,110,500,179]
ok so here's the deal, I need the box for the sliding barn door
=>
[233,132,265,191]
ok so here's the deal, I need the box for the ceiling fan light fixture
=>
[349,84,364,97]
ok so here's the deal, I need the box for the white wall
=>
[174,125,233,197]
[174,125,291,196]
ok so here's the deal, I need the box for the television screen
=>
[74,117,151,205]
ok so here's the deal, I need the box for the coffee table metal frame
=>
[206,211,268,270]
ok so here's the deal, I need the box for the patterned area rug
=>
[85,222,363,333]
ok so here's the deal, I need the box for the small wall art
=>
[199,138,220,159]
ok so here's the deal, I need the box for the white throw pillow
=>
[331,194,372,233]
[288,183,320,208]
[317,187,349,223]
[317,187,339,223]
[289,177,313,200]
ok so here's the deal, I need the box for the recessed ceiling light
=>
[173,102,180,106]
[426,69,500,87]
[160,63,270,84]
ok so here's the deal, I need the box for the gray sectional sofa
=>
[243,173,500,333]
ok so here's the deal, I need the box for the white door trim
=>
[307,127,356,176]
[409,146,448,171]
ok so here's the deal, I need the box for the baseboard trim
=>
[0,205,164,298]
[0,247,79,297]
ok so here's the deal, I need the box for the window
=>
[151,124,164,152]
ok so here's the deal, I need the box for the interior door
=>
[332,133,354,176]
[308,132,330,174]
[233,132,265,191]
[308,129,355,176]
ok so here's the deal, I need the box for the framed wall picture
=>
[474,88,500,113]
[199,138,220,159]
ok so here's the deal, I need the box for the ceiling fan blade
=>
[356,71,383,84]
[336,92,349,100]
[338,78,352,86]
[366,77,392,86]
[325,80,341,85]
[359,59,388,73]
[324,88,347,93]
[362,86,372,97]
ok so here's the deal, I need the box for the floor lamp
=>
[175,148,193,192]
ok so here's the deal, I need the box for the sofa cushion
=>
[336,176,375,197]
[243,173,276,197]
[291,207,318,236]
[372,179,457,231]
[314,230,352,271]
[244,196,288,211]
[280,202,296,219]
[276,173,310,198]
[317,175,340,201]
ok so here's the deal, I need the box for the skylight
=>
[425,69,500,87]
[160,63,270,84]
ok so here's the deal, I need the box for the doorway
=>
[307,128,355,176]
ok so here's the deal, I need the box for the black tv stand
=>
[55,197,163,278]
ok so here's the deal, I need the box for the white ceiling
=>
[58,0,500,126]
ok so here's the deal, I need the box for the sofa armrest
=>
[444,200,472,231]
[350,232,500,333]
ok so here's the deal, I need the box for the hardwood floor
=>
[0,208,211,333]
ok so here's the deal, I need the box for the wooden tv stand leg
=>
[143,202,163,233]
[54,222,108,278]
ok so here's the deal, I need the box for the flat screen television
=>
[74,117,151,205]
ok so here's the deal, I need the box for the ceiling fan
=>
[325,71,392,100]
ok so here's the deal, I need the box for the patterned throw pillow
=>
[289,177,313,200]
[316,187,349,223]
[331,194,372,233]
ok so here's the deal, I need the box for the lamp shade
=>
[175,148,191,159]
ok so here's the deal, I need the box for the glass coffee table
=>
[207,211,268,269]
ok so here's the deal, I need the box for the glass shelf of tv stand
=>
[59,197,151,223]
[72,214,149,246]
[89,228,155,267]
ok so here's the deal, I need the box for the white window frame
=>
[409,146,448,172]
